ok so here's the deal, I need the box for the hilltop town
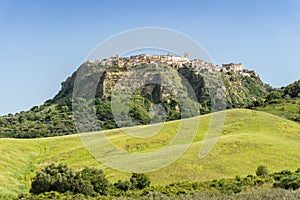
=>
[87,53,259,78]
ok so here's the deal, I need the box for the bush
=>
[273,172,300,190]
[30,163,75,195]
[213,178,242,194]
[30,164,108,196]
[77,167,109,195]
[70,178,94,196]
[114,180,132,191]
[265,91,283,102]
[284,80,300,98]
[130,173,151,189]
[256,165,268,177]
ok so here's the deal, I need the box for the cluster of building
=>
[94,53,189,68]
[191,59,220,73]
[88,53,258,78]
[221,63,259,77]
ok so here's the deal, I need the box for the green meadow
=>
[1,109,300,199]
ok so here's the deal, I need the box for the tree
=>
[30,164,108,196]
[114,180,132,191]
[77,167,109,195]
[265,91,283,102]
[256,165,268,177]
[70,178,94,196]
[130,173,150,189]
[263,83,275,92]
[30,163,75,194]
[284,80,300,98]
[30,171,52,194]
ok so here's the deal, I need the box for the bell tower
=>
[184,51,189,58]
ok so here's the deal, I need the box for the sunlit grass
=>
[1,109,300,198]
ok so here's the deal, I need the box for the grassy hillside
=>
[255,98,300,123]
[253,80,300,123]
[1,109,300,198]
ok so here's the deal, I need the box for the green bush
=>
[130,173,151,190]
[284,80,300,98]
[273,170,300,190]
[77,167,109,195]
[30,164,109,196]
[30,163,75,195]
[265,91,283,102]
[256,165,268,177]
[114,180,132,191]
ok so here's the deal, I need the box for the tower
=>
[184,51,189,58]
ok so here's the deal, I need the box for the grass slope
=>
[1,109,300,198]
[255,98,300,122]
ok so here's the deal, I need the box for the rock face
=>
[0,54,268,138]
[51,55,267,114]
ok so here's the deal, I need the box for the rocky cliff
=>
[52,57,266,111]
[0,55,268,138]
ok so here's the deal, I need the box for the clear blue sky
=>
[0,0,299,115]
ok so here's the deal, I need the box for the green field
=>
[1,109,300,199]
[255,98,300,122]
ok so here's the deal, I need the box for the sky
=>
[0,0,299,115]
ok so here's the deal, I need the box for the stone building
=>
[222,63,243,73]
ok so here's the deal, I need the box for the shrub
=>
[30,163,75,195]
[30,164,108,196]
[273,173,300,190]
[256,165,268,177]
[265,91,283,102]
[130,173,151,189]
[114,180,132,191]
[77,167,109,195]
[70,178,94,196]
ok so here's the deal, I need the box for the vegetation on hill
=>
[222,71,266,108]
[26,163,150,198]
[18,164,300,199]
[254,80,300,123]
[30,164,108,196]
[1,109,300,199]
[0,62,267,138]
[0,101,75,138]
